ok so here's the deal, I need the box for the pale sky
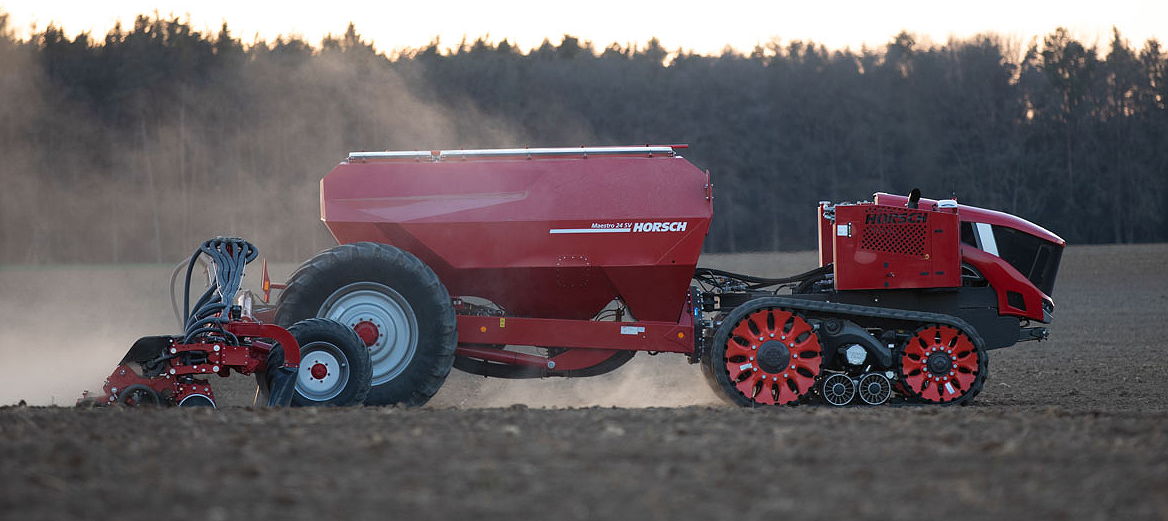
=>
[2,0,1165,55]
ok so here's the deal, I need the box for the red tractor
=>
[265,145,1063,407]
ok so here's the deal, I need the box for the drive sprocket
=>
[896,324,986,405]
[704,299,823,406]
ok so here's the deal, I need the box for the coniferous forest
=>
[1,13,1165,263]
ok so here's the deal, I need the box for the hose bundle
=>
[692,264,832,292]
[179,238,259,344]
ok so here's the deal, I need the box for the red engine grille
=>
[860,209,927,256]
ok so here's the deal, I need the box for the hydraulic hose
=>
[179,238,259,344]
[693,264,832,287]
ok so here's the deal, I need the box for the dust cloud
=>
[0,265,179,405]
[432,356,723,409]
[0,22,533,404]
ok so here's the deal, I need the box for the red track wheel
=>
[897,324,986,405]
[704,300,822,406]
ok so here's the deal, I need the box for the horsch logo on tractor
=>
[865,212,928,225]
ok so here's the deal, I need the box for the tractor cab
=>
[872,192,1066,321]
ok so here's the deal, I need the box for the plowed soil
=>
[2,244,1166,520]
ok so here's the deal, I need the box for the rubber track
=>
[745,296,988,404]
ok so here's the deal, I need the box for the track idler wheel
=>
[896,324,986,405]
[856,373,892,405]
[819,373,855,406]
[705,300,822,406]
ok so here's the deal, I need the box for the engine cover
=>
[829,203,960,291]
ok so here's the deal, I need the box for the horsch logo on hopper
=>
[633,221,688,232]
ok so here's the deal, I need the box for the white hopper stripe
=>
[548,228,632,234]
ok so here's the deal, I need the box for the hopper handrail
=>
[347,145,684,162]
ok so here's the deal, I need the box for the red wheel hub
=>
[722,308,822,405]
[353,320,380,347]
[899,325,980,403]
[310,362,329,380]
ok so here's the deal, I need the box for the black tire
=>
[177,394,216,407]
[116,384,163,407]
[275,242,457,406]
[698,311,734,401]
[264,318,373,407]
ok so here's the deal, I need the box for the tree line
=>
[0,13,1164,264]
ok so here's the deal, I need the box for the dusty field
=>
[1,244,1167,520]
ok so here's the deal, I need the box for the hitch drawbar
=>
[1019,327,1050,342]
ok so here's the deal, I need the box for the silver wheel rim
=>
[296,341,350,401]
[821,373,855,406]
[319,282,418,386]
[858,373,891,405]
[177,394,216,407]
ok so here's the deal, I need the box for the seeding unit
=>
[93,145,1064,407]
[89,238,372,407]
